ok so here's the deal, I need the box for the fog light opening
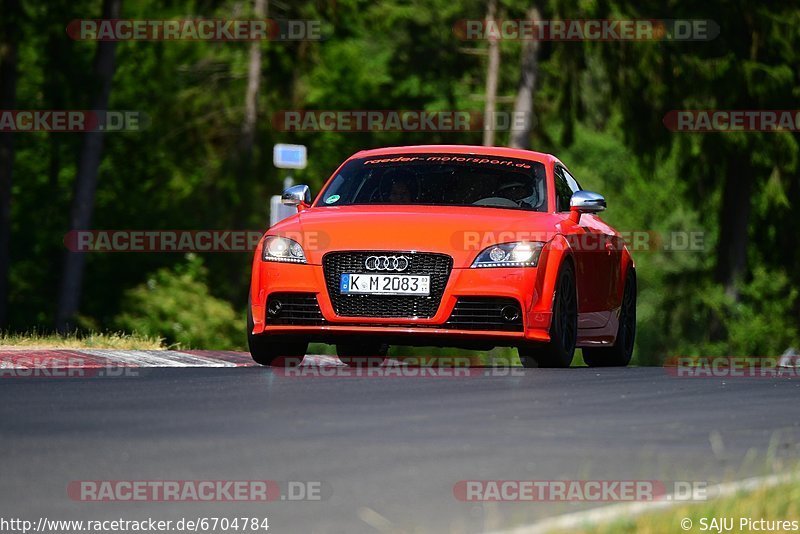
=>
[500,305,521,323]
[267,300,283,318]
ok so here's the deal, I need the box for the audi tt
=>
[248,145,636,368]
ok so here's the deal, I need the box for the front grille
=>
[323,251,453,318]
[444,297,524,331]
[265,292,326,325]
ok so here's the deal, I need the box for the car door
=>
[578,208,622,314]
[555,166,616,328]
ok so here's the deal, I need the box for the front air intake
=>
[265,293,326,325]
[444,297,524,331]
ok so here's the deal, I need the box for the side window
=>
[561,168,582,194]
[553,166,572,212]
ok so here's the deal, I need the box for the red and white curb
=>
[0,349,343,369]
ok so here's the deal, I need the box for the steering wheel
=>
[472,197,520,208]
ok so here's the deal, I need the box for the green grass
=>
[566,477,800,534]
[0,330,166,350]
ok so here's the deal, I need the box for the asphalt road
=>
[1,359,799,533]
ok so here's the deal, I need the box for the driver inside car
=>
[497,180,536,208]
[382,169,418,203]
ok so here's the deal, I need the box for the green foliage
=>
[685,267,799,358]
[554,123,800,364]
[5,0,799,363]
[114,255,243,350]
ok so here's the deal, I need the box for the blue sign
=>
[273,144,307,169]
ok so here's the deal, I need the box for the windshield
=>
[316,154,548,212]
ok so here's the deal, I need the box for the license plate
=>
[340,274,430,295]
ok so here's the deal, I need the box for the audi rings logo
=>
[364,255,410,272]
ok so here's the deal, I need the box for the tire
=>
[336,340,388,367]
[518,261,578,368]
[247,300,307,366]
[582,270,636,367]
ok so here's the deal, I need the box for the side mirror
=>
[569,191,606,223]
[281,184,311,210]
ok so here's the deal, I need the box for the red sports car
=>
[248,145,636,368]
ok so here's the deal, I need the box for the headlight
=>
[471,241,544,268]
[262,236,306,263]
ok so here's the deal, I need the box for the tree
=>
[240,0,267,163]
[509,6,540,149]
[482,0,500,146]
[591,1,799,301]
[0,0,22,329]
[55,0,122,332]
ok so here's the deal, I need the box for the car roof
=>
[350,145,558,165]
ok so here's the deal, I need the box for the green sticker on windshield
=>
[325,195,340,204]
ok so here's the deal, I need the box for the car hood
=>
[270,205,562,267]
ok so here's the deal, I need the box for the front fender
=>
[531,234,575,317]
[619,244,636,300]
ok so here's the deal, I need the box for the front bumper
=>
[250,261,553,346]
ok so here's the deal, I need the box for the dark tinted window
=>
[554,167,573,212]
[318,154,548,212]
